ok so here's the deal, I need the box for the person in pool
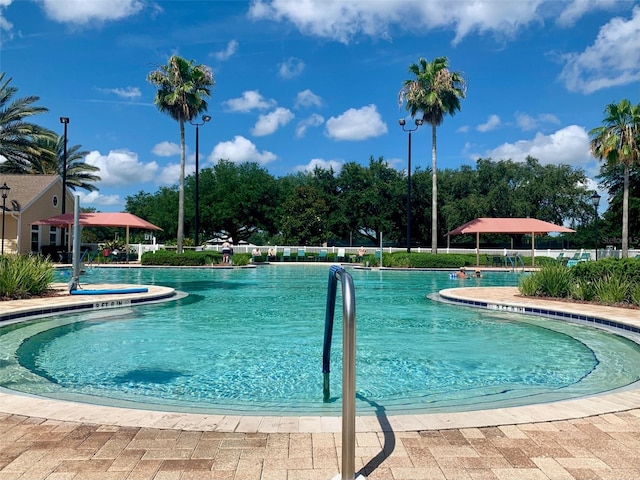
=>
[456,267,468,279]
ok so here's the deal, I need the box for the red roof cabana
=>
[446,217,575,266]
[33,212,162,260]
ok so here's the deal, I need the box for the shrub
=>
[518,274,541,296]
[570,278,597,302]
[518,264,573,298]
[593,274,631,306]
[0,255,54,299]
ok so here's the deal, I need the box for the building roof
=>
[0,174,59,212]
[33,212,162,230]
[446,217,575,236]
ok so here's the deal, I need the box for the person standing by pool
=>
[222,241,232,264]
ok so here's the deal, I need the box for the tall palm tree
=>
[399,57,466,253]
[589,98,640,258]
[147,55,214,253]
[0,73,53,171]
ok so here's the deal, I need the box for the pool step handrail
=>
[323,265,361,480]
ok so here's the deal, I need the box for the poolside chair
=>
[567,259,579,267]
[296,248,306,262]
[316,249,328,262]
[281,247,291,262]
[580,252,592,262]
[555,252,565,263]
[337,248,346,262]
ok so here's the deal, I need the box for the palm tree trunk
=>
[622,163,629,258]
[431,124,438,254]
[177,120,186,254]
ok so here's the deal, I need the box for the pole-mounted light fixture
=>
[399,118,423,253]
[1,182,10,255]
[190,114,211,247]
[590,191,601,260]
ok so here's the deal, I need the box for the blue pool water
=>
[1,266,639,416]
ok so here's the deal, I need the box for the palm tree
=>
[33,135,101,192]
[589,98,640,258]
[0,73,53,172]
[399,57,466,253]
[147,55,214,253]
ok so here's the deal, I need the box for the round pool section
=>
[1,266,640,416]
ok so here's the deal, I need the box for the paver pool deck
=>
[0,281,639,479]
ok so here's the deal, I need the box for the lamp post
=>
[59,117,69,214]
[190,114,211,247]
[590,191,601,260]
[399,118,423,253]
[1,182,9,255]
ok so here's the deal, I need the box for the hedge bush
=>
[0,255,55,300]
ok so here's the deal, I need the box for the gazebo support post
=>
[476,232,480,266]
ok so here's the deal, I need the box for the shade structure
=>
[446,217,575,266]
[33,212,162,262]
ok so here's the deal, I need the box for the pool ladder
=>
[323,266,364,480]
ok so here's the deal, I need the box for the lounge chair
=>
[337,248,346,262]
[316,249,328,262]
[296,248,305,262]
[281,247,291,262]
[580,253,591,262]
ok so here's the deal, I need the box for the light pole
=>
[59,117,69,215]
[399,118,423,253]
[190,114,211,247]
[1,182,9,255]
[590,191,601,260]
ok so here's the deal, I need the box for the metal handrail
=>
[323,265,358,480]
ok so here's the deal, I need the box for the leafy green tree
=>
[590,99,640,257]
[198,161,278,243]
[147,55,214,253]
[598,162,640,249]
[125,188,179,243]
[280,185,331,245]
[399,57,467,253]
[337,157,405,245]
[0,73,54,173]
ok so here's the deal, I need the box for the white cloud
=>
[85,149,159,187]
[457,125,470,133]
[294,89,323,109]
[76,190,121,207]
[481,125,592,167]
[213,39,238,61]
[278,57,305,79]
[296,113,324,138]
[556,0,619,27]
[0,0,13,33]
[151,141,181,157]
[294,158,343,173]
[249,0,627,45]
[325,104,387,141]
[559,6,640,94]
[476,114,501,132]
[96,86,141,100]
[251,107,294,136]
[222,90,276,112]
[515,112,560,131]
[248,0,541,45]
[39,0,144,24]
[209,135,277,164]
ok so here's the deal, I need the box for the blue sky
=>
[1,0,639,213]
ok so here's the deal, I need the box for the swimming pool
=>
[1,266,640,416]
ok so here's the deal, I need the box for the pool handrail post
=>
[324,265,361,480]
[70,195,81,292]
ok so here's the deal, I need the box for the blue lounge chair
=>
[296,248,305,262]
[281,247,291,262]
[316,249,327,262]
